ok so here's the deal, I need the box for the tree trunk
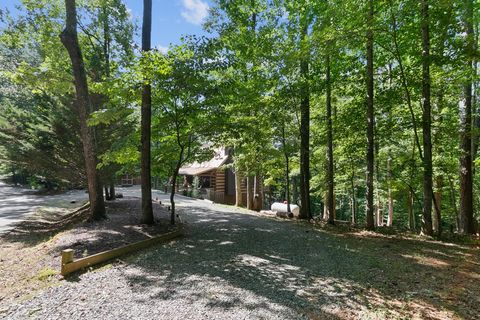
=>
[281,125,291,213]
[234,167,243,207]
[170,147,185,225]
[326,52,335,225]
[104,186,110,201]
[285,154,291,213]
[109,183,115,201]
[448,175,460,230]
[253,174,263,211]
[299,19,311,220]
[387,157,394,226]
[246,175,254,210]
[351,171,357,224]
[420,0,433,236]
[365,0,375,230]
[376,200,383,227]
[140,0,153,225]
[459,0,475,235]
[433,175,443,235]
[60,0,105,220]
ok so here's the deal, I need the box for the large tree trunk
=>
[299,19,311,220]
[459,0,475,235]
[420,0,433,236]
[60,0,105,220]
[140,0,153,225]
[325,52,335,225]
[365,0,375,230]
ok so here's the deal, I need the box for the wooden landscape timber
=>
[61,226,184,276]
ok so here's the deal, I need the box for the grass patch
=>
[35,267,58,281]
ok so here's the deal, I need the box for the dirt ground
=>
[0,197,174,308]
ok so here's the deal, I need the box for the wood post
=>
[62,249,74,265]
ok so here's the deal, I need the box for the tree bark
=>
[170,149,184,226]
[350,169,357,224]
[246,175,254,210]
[109,183,115,201]
[234,166,243,207]
[326,52,335,225]
[420,0,433,236]
[365,0,375,230]
[459,0,475,235]
[407,190,414,230]
[433,175,443,235]
[281,125,291,213]
[140,0,153,225]
[387,157,393,226]
[253,174,263,211]
[299,19,311,220]
[60,0,105,220]
[104,186,110,201]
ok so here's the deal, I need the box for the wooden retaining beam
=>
[61,227,184,276]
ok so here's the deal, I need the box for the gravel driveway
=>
[3,194,365,319]
[3,192,478,319]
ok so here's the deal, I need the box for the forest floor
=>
[1,191,479,319]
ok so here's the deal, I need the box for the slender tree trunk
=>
[299,19,311,220]
[350,169,357,224]
[459,0,475,235]
[365,0,375,230]
[420,0,433,236]
[376,200,383,227]
[104,186,110,200]
[326,52,335,225]
[285,153,291,213]
[170,147,185,225]
[140,0,153,224]
[387,157,393,226]
[253,174,263,211]
[281,125,291,213]
[60,0,105,220]
[234,166,243,207]
[109,183,115,201]
[246,175,254,210]
[433,175,443,235]
[407,190,415,230]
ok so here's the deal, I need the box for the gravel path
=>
[0,182,88,234]
[3,193,477,319]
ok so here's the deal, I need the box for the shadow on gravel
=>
[0,203,91,246]
[120,205,479,319]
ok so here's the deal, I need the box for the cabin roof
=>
[179,147,230,176]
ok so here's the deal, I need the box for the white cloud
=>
[155,45,169,54]
[180,0,209,25]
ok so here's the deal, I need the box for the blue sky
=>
[1,0,213,50]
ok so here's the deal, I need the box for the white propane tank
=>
[271,202,300,217]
